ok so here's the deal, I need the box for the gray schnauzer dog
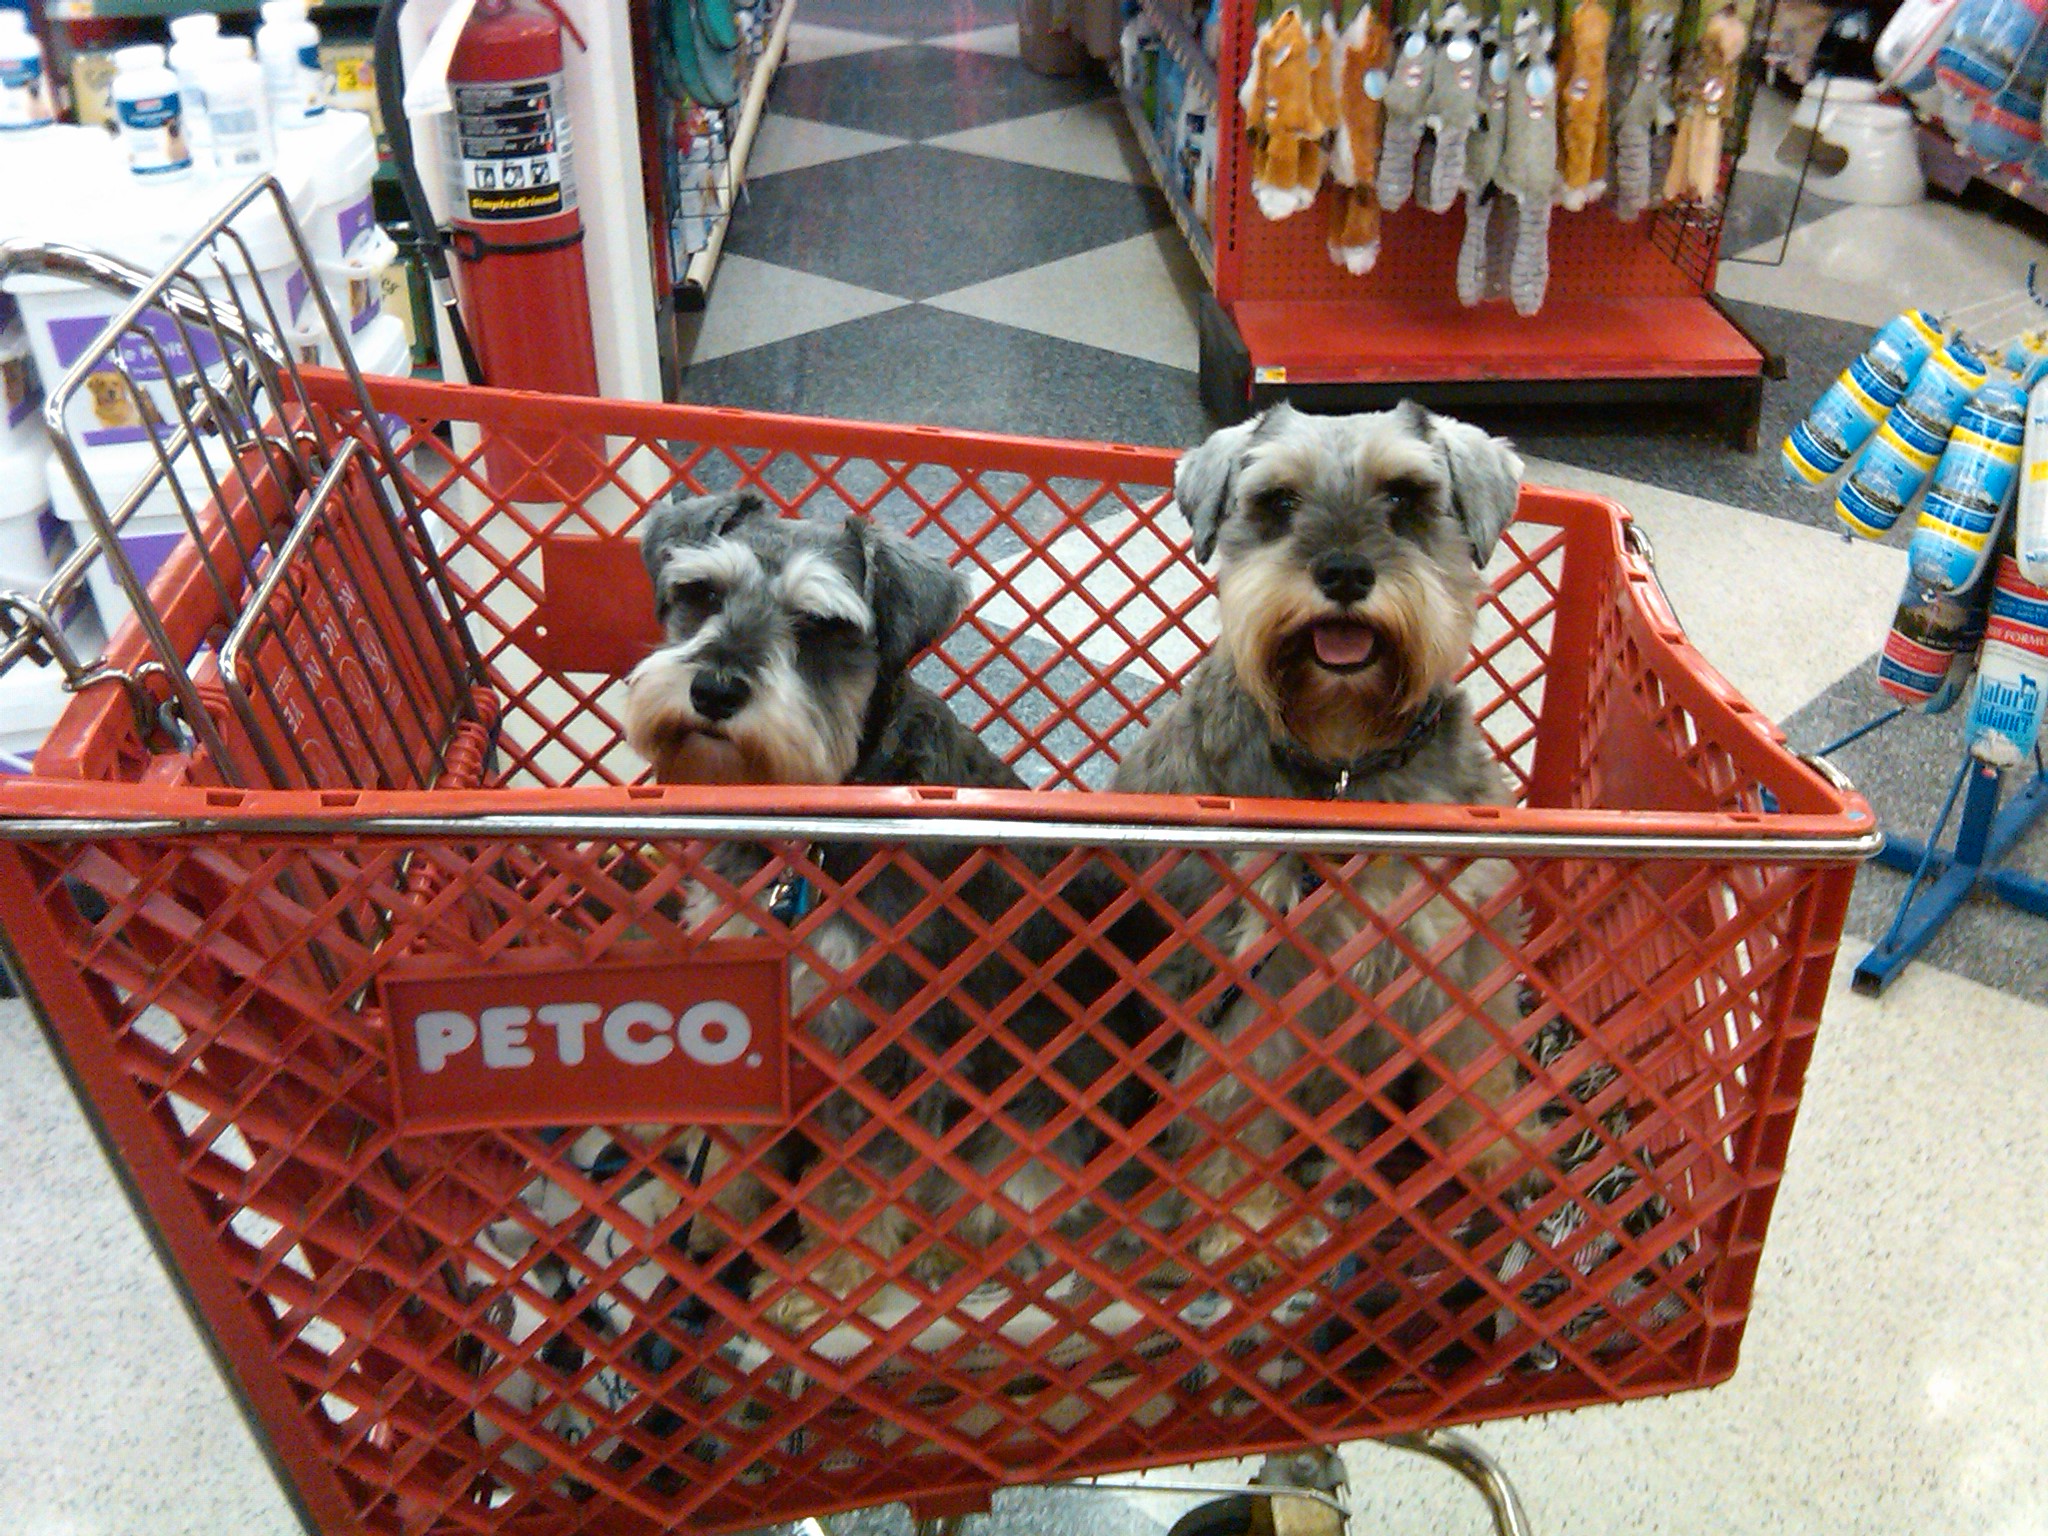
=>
[1113,401,1539,1284]
[623,490,1103,1350]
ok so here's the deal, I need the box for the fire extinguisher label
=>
[445,71,578,222]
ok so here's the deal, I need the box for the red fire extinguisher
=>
[443,0,602,496]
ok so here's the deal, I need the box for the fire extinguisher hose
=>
[374,0,488,385]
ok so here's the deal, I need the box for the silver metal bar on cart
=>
[0,808,1888,861]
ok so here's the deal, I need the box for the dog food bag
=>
[112,45,194,181]
[1877,559,1997,711]
[1909,380,2026,592]
[1783,309,1942,484]
[1964,555,2048,763]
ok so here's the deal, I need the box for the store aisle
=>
[678,1,1212,445]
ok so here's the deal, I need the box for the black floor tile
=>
[722,144,1169,299]
[770,36,1107,139]
[679,303,1210,446]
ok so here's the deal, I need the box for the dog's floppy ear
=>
[1173,413,1267,564]
[638,489,774,583]
[1428,411,1523,565]
[842,518,968,672]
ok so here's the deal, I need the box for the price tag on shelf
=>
[1255,366,1289,385]
[52,0,95,18]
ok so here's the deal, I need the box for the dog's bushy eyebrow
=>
[660,538,760,591]
[777,549,871,629]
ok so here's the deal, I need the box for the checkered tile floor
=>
[6,9,2048,1535]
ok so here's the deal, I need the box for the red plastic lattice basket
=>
[0,375,1874,1536]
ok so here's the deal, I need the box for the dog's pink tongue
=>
[1312,622,1377,667]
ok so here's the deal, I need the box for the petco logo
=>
[379,949,789,1132]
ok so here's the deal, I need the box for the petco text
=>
[413,999,757,1074]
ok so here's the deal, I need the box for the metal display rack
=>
[1166,0,1771,439]
[1119,0,1218,283]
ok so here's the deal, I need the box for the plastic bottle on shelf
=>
[1964,555,2048,764]
[1877,559,1997,712]
[1909,379,2027,592]
[112,44,195,181]
[258,0,325,130]
[1782,309,1942,484]
[201,36,274,176]
[1836,334,1988,536]
[166,13,221,163]
[0,9,56,132]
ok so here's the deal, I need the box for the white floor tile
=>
[926,98,1148,184]
[926,229,1205,370]
[745,112,907,179]
[926,22,1022,57]
[1523,457,1905,723]
[684,254,906,364]
[1719,197,2048,331]
[784,21,911,63]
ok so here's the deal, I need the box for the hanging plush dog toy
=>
[1555,0,1612,207]
[1424,2,1488,210]
[1377,0,1437,208]
[1499,0,1560,315]
[1242,0,1340,219]
[1328,0,1396,271]
[1456,26,1512,304]
[1664,3,1747,204]
[1612,0,1679,219]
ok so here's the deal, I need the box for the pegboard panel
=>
[1224,193,1712,306]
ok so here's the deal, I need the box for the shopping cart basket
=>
[0,183,1878,1536]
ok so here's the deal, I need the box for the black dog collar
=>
[1272,690,1450,796]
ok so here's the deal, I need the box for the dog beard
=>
[1217,541,1476,762]
[624,642,871,786]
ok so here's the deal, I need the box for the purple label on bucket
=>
[287,268,310,320]
[338,195,376,255]
[47,309,225,447]
[119,529,184,589]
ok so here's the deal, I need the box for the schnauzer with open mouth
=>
[1113,401,1538,1279]
[621,490,1105,1349]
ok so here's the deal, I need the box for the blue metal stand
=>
[1853,758,2048,995]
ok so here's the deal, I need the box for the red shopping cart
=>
[0,183,1875,1536]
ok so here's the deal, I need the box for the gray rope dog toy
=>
[1423,2,1487,212]
[1456,31,1512,305]
[1377,0,1436,210]
[1612,0,1679,220]
[1497,4,1559,316]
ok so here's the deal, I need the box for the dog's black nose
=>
[690,669,752,722]
[1311,550,1377,604]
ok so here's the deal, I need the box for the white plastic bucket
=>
[1,158,318,453]
[275,109,378,268]
[0,434,61,584]
[45,435,237,638]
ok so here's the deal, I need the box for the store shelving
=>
[674,0,795,310]
[1117,84,1213,285]
[1136,0,1216,103]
